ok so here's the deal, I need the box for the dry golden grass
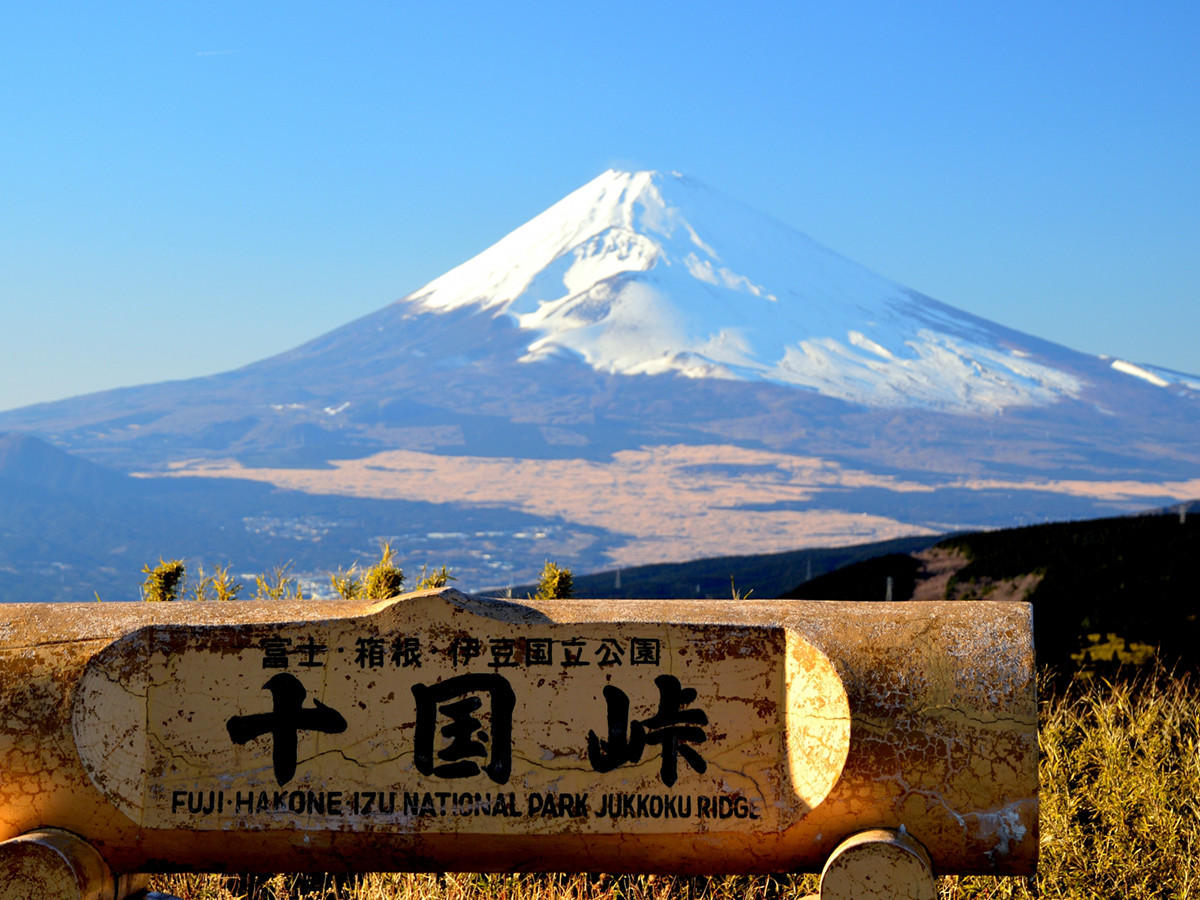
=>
[139,444,942,566]
[140,443,1200,569]
[152,873,819,900]
[152,662,1200,900]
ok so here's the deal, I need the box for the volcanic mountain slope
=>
[2,170,1198,584]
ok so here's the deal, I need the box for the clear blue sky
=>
[2,1,1197,412]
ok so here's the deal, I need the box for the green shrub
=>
[191,564,242,602]
[534,560,573,600]
[254,562,304,601]
[361,542,404,599]
[330,564,362,600]
[141,558,186,602]
[414,564,455,591]
[332,543,415,600]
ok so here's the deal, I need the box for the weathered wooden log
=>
[0,828,146,900]
[816,828,937,900]
[0,589,1035,884]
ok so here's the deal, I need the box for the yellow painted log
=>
[0,589,1035,878]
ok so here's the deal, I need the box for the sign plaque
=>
[72,591,851,838]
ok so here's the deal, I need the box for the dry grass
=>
[152,662,1200,900]
[151,873,819,900]
[140,444,942,566]
[141,444,1200,569]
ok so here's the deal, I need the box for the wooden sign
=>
[1,588,1037,896]
[73,592,850,837]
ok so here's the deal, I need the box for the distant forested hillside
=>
[503,534,943,602]
[785,508,1200,677]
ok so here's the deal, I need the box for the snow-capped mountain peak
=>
[406,170,1094,413]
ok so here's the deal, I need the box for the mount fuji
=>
[410,169,1097,412]
[2,170,1198,594]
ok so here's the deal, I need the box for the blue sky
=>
[2,1,1197,412]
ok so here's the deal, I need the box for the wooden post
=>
[0,828,146,900]
[818,829,936,899]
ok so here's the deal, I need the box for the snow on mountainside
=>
[409,169,1090,413]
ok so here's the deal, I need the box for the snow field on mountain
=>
[408,170,1171,412]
